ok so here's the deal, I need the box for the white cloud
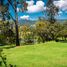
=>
[26,0,34,6]
[20,15,29,20]
[17,8,19,12]
[26,0,46,13]
[17,8,22,12]
[57,11,63,16]
[54,0,67,11]
[58,11,62,14]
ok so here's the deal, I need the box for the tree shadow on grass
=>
[55,39,67,43]
[0,45,16,49]
[5,46,16,49]
[60,40,67,43]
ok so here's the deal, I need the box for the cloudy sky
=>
[11,0,67,20]
[17,0,46,20]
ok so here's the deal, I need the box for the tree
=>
[47,22,63,40]
[0,20,16,45]
[22,25,34,45]
[60,21,67,40]
[46,0,59,23]
[35,20,49,43]
[0,0,28,46]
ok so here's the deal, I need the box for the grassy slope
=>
[3,41,67,67]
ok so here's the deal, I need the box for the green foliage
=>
[21,25,35,45]
[59,21,67,40]
[0,34,7,45]
[0,21,16,45]
[23,37,34,45]
[35,20,49,43]
[34,20,67,42]
[47,22,63,40]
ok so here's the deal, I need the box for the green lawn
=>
[2,41,67,67]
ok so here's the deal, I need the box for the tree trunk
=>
[15,3,20,46]
[15,20,20,46]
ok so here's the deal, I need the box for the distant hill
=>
[18,19,67,26]
[18,19,36,25]
[56,19,67,23]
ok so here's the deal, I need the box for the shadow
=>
[55,39,67,43]
[0,45,16,49]
[5,46,16,49]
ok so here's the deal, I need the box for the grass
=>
[1,41,67,67]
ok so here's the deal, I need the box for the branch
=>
[8,11,16,22]
[7,0,16,12]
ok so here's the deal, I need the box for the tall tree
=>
[46,0,59,23]
[0,0,28,46]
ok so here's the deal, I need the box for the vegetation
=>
[0,20,16,45]
[0,0,67,67]
[0,49,17,67]
[46,0,59,23]
[1,41,67,67]
[0,0,67,45]
[0,19,67,45]
[0,0,28,46]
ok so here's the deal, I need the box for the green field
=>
[2,41,67,67]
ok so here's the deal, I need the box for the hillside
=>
[19,19,36,25]
[3,41,67,67]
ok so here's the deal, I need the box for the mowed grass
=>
[2,41,67,67]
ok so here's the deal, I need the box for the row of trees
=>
[36,20,67,43]
[0,18,67,45]
[20,19,67,44]
[0,0,67,45]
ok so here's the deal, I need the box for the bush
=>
[23,32,34,45]
[23,39,34,45]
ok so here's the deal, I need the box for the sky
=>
[1,0,67,21]
[18,0,67,20]
[16,0,47,20]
